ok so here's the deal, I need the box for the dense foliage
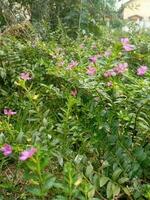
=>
[0,0,119,36]
[0,27,150,199]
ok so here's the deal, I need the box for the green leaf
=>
[27,187,42,196]
[122,187,131,196]
[118,177,129,184]
[26,161,37,171]
[99,176,109,187]
[16,130,24,143]
[112,168,122,180]
[88,187,95,198]
[43,118,48,127]
[43,177,56,190]
[55,195,67,200]
[57,154,64,167]
[85,164,93,177]
[112,183,120,197]
[107,181,113,199]
[40,157,50,170]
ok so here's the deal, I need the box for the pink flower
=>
[4,109,16,116]
[19,147,37,161]
[113,63,128,74]
[20,72,32,80]
[121,38,134,52]
[137,66,148,76]
[0,144,12,156]
[89,56,97,63]
[71,89,77,97]
[67,60,78,70]
[121,38,134,51]
[104,70,116,78]
[86,66,97,76]
[106,81,113,87]
[121,38,129,45]
[104,63,128,78]
[123,44,135,51]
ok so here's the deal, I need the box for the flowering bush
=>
[0,31,150,199]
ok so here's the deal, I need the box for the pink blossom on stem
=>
[0,144,12,156]
[113,63,128,74]
[121,38,129,45]
[123,44,135,52]
[89,55,97,63]
[20,72,32,80]
[86,66,97,76]
[137,66,148,76]
[19,147,37,161]
[104,70,116,78]
[4,109,16,116]
[71,89,77,97]
[121,37,134,52]
[104,63,128,78]
[67,60,78,70]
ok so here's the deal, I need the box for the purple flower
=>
[121,38,134,52]
[89,56,97,63]
[121,38,129,45]
[123,44,135,52]
[86,66,97,76]
[0,144,12,156]
[104,63,128,78]
[67,60,78,70]
[19,147,37,161]
[104,70,116,78]
[137,66,148,76]
[20,72,32,80]
[4,109,16,116]
[113,63,128,74]
[71,89,77,97]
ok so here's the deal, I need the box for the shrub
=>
[0,29,150,199]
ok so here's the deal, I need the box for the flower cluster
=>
[0,144,37,161]
[104,63,128,78]
[121,38,135,52]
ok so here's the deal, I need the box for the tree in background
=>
[0,0,118,36]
